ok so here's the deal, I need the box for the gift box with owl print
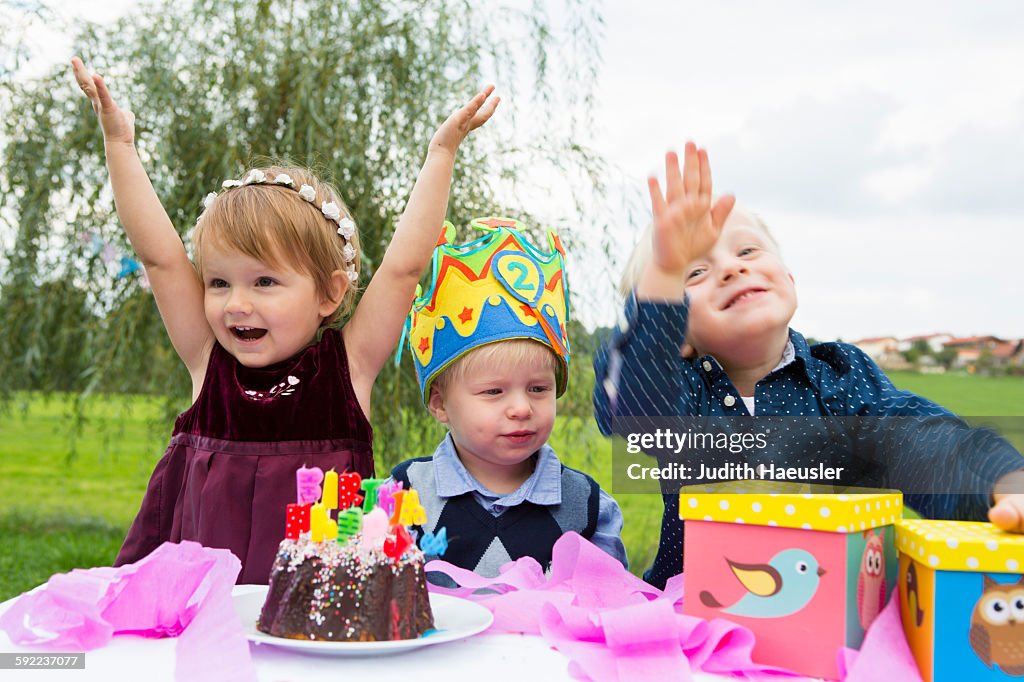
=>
[679,483,902,680]
[896,519,1024,681]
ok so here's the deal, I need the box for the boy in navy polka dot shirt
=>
[594,142,1024,588]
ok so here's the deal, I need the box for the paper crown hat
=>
[403,217,571,404]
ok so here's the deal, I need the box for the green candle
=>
[360,478,384,512]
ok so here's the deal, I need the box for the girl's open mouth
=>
[231,326,267,341]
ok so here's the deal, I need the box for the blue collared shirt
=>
[594,293,1023,587]
[406,434,628,568]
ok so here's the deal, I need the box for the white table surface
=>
[0,585,742,682]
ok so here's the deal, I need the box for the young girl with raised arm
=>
[71,56,499,583]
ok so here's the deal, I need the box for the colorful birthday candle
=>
[337,507,363,540]
[398,489,427,525]
[389,490,406,525]
[383,524,414,560]
[360,478,384,512]
[285,503,311,539]
[310,503,327,542]
[337,471,364,510]
[419,527,448,556]
[376,480,404,516]
[296,465,324,505]
[322,469,338,510]
[360,508,389,550]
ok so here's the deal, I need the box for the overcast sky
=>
[12,0,1024,341]
[590,1,1024,341]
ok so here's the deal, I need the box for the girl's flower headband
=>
[201,170,358,282]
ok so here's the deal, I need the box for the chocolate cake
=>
[257,536,434,641]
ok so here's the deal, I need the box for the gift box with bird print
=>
[679,482,902,680]
[896,519,1024,681]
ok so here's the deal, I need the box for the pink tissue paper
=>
[0,541,255,682]
[426,532,811,682]
[837,588,923,682]
[427,532,923,682]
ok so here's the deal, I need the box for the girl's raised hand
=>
[429,85,500,156]
[647,142,735,276]
[71,56,135,146]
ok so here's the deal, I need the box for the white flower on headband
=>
[202,178,356,249]
[321,201,341,221]
[337,217,355,239]
[347,268,358,282]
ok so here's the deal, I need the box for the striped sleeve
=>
[593,292,695,435]
[834,344,1024,522]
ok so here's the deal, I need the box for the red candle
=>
[285,503,311,539]
[338,471,363,510]
[383,524,414,560]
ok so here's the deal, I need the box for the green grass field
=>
[885,371,1024,416]
[1,371,1021,601]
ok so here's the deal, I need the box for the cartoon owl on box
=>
[969,575,1024,676]
[857,529,886,630]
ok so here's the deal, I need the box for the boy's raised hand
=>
[429,85,500,156]
[647,142,735,277]
[990,471,1024,533]
[71,57,135,146]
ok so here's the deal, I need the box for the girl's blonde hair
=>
[431,339,561,396]
[193,165,360,326]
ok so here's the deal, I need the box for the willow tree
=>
[0,0,612,467]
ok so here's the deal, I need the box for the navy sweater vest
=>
[391,456,600,576]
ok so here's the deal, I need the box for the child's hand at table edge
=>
[990,470,1024,533]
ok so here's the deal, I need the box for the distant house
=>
[991,340,1024,368]
[898,333,953,354]
[849,334,1021,372]
[944,335,1004,350]
[952,348,982,368]
[943,336,1010,369]
[852,336,899,360]
[852,336,909,370]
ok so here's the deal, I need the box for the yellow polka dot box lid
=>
[895,519,1024,574]
[678,481,903,533]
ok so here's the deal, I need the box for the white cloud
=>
[771,211,1023,340]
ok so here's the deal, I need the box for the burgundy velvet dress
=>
[116,328,374,584]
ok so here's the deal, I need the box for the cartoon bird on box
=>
[969,575,1024,676]
[857,528,887,630]
[699,548,826,619]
